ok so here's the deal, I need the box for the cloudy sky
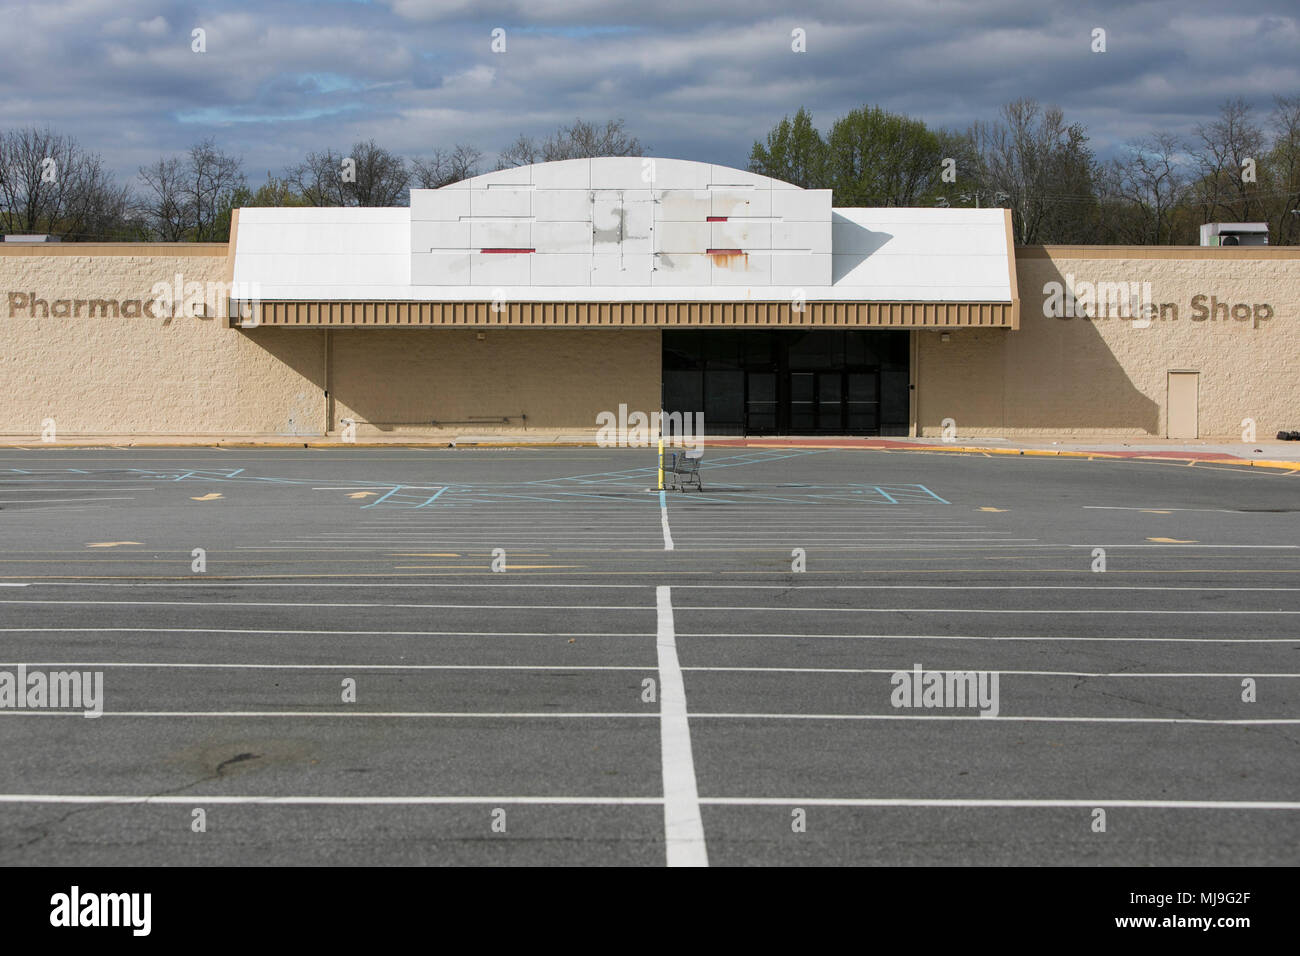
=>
[2,0,1297,186]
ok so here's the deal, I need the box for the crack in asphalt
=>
[3,752,267,856]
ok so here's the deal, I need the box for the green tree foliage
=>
[748,107,826,189]
[750,105,971,207]
[824,106,963,207]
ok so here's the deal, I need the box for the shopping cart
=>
[664,447,704,492]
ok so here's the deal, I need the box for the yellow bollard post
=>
[657,436,665,491]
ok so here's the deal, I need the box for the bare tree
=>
[0,127,132,239]
[496,133,542,170]
[1190,97,1266,223]
[496,118,643,169]
[186,139,246,241]
[412,144,482,188]
[1265,95,1300,245]
[77,172,144,240]
[344,140,409,206]
[285,148,348,206]
[138,156,190,240]
[287,140,409,206]
[138,140,245,241]
[1103,132,1191,244]
[969,99,1099,244]
[543,118,642,160]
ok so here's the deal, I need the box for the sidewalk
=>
[706,435,1300,471]
[2,432,1299,470]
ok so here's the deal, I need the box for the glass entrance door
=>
[746,371,777,434]
[788,370,851,434]
[847,371,879,432]
[817,372,842,432]
[662,330,910,437]
[789,372,815,432]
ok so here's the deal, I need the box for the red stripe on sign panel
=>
[706,216,728,221]
[480,248,535,254]
[706,249,743,255]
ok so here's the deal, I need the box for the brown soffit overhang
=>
[230,300,1020,330]
[0,243,228,256]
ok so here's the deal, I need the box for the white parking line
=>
[0,600,651,610]
[7,662,1297,678]
[680,632,1297,643]
[0,485,155,489]
[9,601,1295,614]
[28,582,651,588]
[311,487,446,491]
[306,533,669,538]
[675,607,1300,615]
[5,711,1288,725]
[3,662,653,671]
[688,714,1300,724]
[0,711,656,719]
[0,497,136,504]
[659,492,674,552]
[1066,544,1298,549]
[0,794,1292,810]
[0,627,1287,643]
[1083,506,1252,514]
[655,585,706,866]
[672,585,1300,592]
[0,628,652,637]
[0,794,663,806]
[681,667,1300,678]
[19,582,1300,591]
[699,798,1300,810]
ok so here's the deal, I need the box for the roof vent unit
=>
[3,234,61,243]
[1200,222,1268,246]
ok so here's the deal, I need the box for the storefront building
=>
[1,157,1296,440]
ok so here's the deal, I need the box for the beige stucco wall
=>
[0,246,660,437]
[1,248,328,436]
[3,243,1296,439]
[917,249,1300,439]
[329,328,660,436]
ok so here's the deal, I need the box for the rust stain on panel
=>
[707,249,748,270]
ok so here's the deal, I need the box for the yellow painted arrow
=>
[1148,537,1197,543]
[190,493,223,501]
[86,541,143,548]
[348,491,380,499]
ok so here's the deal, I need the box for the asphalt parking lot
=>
[0,446,1296,866]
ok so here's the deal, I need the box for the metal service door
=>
[1167,371,1199,439]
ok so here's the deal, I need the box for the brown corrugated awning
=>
[230,299,1019,329]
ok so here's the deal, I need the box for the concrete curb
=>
[3,437,1298,471]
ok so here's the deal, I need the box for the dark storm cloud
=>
[0,0,1296,185]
